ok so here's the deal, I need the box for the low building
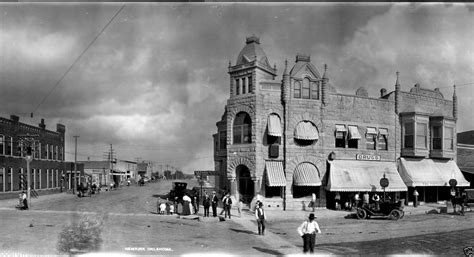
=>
[0,115,82,197]
[457,131,474,187]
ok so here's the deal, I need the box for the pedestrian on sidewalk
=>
[413,189,419,208]
[222,194,233,219]
[211,191,219,217]
[309,193,316,212]
[203,192,211,217]
[297,213,321,254]
[238,199,243,217]
[21,191,28,210]
[255,202,266,235]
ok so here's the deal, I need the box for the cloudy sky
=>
[1,3,473,173]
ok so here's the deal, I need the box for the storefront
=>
[326,159,407,209]
[398,157,470,204]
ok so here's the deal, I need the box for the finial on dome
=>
[396,71,400,85]
[322,64,328,79]
[283,59,288,75]
[246,35,260,44]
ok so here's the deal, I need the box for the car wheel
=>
[356,208,367,220]
[390,209,401,220]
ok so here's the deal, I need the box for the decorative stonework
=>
[288,113,322,135]
[409,83,444,99]
[227,157,255,177]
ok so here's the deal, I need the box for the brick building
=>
[0,115,83,198]
[457,131,474,187]
[213,36,469,210]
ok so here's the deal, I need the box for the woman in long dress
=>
[182,194,192,215]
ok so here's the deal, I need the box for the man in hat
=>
[297,213,321,254]
[211,191,219,217]
[255,202,266,235]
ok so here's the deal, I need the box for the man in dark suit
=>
[211,191,219,217]
[222,194,233,219]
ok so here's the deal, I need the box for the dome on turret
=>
[236,36,271,67]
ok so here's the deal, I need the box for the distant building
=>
[213,36,469,210]
[0,115,82,197]
[81,159,137,186]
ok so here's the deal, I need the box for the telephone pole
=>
[73,135,79,194]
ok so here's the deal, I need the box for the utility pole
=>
[73,136,79,194]
[109,144,114,187]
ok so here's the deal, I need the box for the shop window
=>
[444,127,454,150]
[248,76,253,93]
[403,123,414,149]
[416,123,427,149]
[294,81,301,98]
[235,79,240,95]
[0,135,4,155]
[233,112,252,144]
[366,128,377,150]
[293,186,318,198]
[432,126,442,150]
[242,77,246,94]
[265,185,282,197]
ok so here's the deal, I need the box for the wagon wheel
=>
[389,209,401,220]
[356,208,367,220]
[399,210,405,219]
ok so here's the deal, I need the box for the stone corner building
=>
[213,36,469,210]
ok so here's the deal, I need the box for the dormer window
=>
[294,81,301,98]
[302,78,310,99]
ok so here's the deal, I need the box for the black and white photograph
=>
[1,2,473,256]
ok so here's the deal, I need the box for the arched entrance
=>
[236,165,254,203]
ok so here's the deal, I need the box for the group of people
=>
[201,191,233,218]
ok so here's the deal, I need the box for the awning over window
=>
[379,128,389,136]
[399,158,470,187]
[366,127,377,134]
[335,124,347,132]
[267,114,282,137]
[265,161,286,187]
[294,121,319,140]
[293,162,321,186]
[348,126,361,140]
[326,160,407,192]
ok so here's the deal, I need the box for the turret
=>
[395,71,400,114]
[321,64,328,105]
[282,60,289,104]
[453,84,457,120]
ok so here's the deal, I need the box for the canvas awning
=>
[399,158,470,187]
[267,114,282,137]
[294,121,319,140]
[293,162,321,186]
[335,124,347,132]
[366,127,377,134]
[348,125,361,140]
[379,128,389,136]
[265,161,286,187]
[326,160,407,192]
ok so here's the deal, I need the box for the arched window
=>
[233,112,252,144]
[294,81,301,98]
[302,78,310,99]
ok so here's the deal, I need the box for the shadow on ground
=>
[252,246,284,256]
[230,228,255,235]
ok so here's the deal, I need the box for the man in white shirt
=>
[297,213,321,254]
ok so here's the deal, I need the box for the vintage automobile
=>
[168,182,198,203]
[356,200,405,220]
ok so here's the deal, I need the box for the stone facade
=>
[213,36,460,210]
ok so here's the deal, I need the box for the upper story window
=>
[235,79,240,95]
[444,127,454,150]
[34,142,40,159]
[46,144,49,159]
[294,81,301,98]
[416,122,428,149]
[15,140,21,157]
[335,125,347,148]
[347,125,361,149]
[403,122,414,149]
[294,120,319,146]
[311,81,319,100]
[233,112,252,144]
[302,78,310,99]
[0,135,4,155]
[248,76,253,93]
[378,128,388,150]
[6,137,12,156]
[42,143,47,159]
[242,77,247,94]
[219,131,227,150]
[432,126,442,150]
[58,146,62,161]
[366,127,377,150]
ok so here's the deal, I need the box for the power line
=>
[31,4,126,116]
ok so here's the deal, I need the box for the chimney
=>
[380,88,387,97]
[39,119,46,129]
[57,124,66,134]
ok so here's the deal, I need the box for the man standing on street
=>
[222,193,233,219]
[211,191,219,217]
[297,213,321,254]
[203,192,211,217]
[255,202,266,235]
[413,189,419,208]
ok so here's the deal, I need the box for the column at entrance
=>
[251,176,261,196]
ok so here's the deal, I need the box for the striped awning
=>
[265,161,286,187]
[399,158,470,187]
[379,128,389,136]
[327,160,407,192]
[335,124,347,132]
[293,162,321,186]
[366,127,377,135]
[267,114,282,137]
[294,121,319,140]
[348,125,361,140]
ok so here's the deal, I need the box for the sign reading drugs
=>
[194,170,219,176]
[356,154,381,161]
